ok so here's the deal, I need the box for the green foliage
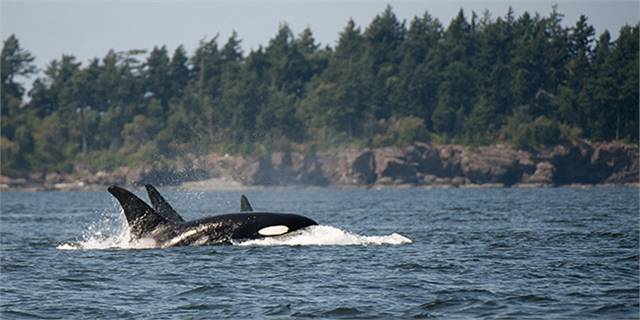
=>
[503,112,563,150]
[79,150,127,172]
[1,34,36,115]
[0,136,20,175]
[463,96,499,145]
[372,116,430,147]
[29,114,75,172]
[0,9,638,176]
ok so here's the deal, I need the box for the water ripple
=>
[1,187,638,319]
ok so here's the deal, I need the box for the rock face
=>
[532,141,640,185]
[1,141,637,190]
[459,145,530,186]
[593,142,639,184]
[350,150,376,185]
[236,141,637,188]
[374,147,417,184]
[318,148,375,185]
[520,161,555,186]
[234,152,329,186]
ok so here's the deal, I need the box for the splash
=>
[234,225,412,246]
[57,209,156,250]
[57,208,411,250]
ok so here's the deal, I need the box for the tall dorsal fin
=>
[107,185,169,238]
[240,195,253,212]
[145,184,185,223]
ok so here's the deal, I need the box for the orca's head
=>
[234,213,318,238]
[233,196,318,238]
[278,214,318,233]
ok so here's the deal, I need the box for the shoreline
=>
[1,179,637,192]
[2,141,637,192]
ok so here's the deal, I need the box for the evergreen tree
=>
[1,34,36,116]
[301,19,371,138]
[266,24,309,97]
[555,15,595,131]
[145,45,171,108]
[191,37,222,99]
[392,11,442,121]
[365,5,406,119]
[219,32,246,144]
[168,45,190,100]
[610,25,639,141]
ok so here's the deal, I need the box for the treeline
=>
[1,6,638,175]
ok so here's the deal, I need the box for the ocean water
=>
[1,187,638,319]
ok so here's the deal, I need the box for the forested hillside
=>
[1,6,638,176]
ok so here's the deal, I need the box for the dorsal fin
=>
[240,195,253,212]
[107,185,169,238]
[144,184,185,223]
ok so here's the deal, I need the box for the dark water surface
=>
[1,187,638,319]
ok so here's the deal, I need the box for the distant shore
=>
[1,179,637,193]
[1,141,638,192]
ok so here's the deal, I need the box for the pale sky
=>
[2,0,639,84]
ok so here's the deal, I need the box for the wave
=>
[234,225,412,246]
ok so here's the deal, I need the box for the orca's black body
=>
[107,185,317,247]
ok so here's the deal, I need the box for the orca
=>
[107,184,318,247]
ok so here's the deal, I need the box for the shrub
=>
[509,116,562,149]
[372,116,430,147]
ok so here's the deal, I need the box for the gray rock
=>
[351,150,376,184]
[522,161,555,184]
[373,147,419,184]
[457,145,526,185]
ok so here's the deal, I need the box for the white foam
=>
[57,236,156,250]
[57,209,157,250]
[235,225,412,247]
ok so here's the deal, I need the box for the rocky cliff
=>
[1,141,637,190]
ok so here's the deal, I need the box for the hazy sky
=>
[2,0,639,81]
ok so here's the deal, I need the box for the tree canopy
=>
[1,6,638,175]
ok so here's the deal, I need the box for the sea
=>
[1,186,638,319]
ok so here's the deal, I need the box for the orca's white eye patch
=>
[258,225,289,236]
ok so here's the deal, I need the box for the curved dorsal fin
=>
[108,185,169,238]
[240,195,253,212]
[145,184,185,223]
